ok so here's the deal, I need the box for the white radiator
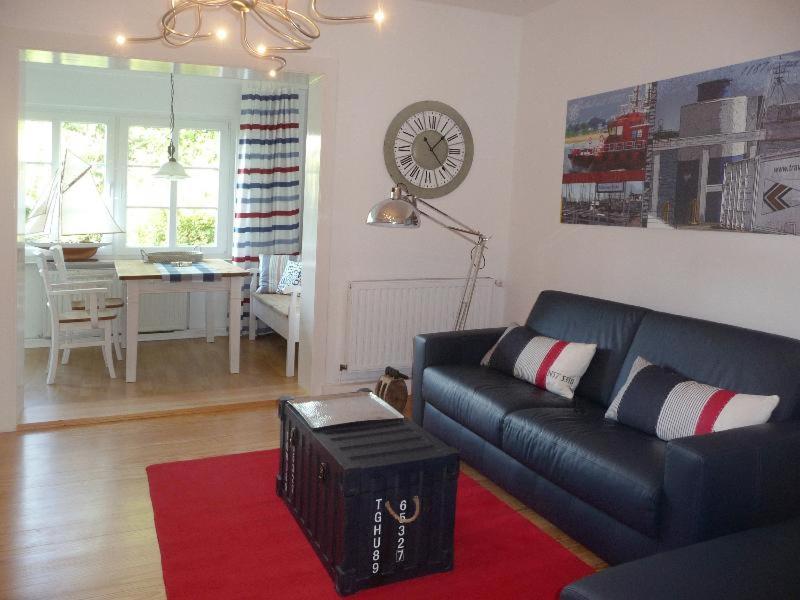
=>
[342,278,502,382]
[138,293,189,333]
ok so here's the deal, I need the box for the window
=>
[125,125,222,248]
[18,120,53,220]
[19,113,232,255]
[19,119,108,224]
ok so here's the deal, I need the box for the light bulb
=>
[215,28,228,41]
[269,69,277,78]
[257,44,267,55]
[115,34,127,45]
[374,9,386,24]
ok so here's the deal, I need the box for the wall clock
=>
[383,100,474,199]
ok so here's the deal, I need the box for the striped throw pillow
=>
[256,254,296,294]
[606,356,780,441]
[481,326,597,400]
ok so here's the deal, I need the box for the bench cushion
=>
[422,365,573,447]
[252,293,291,317]
[502,405,666,537]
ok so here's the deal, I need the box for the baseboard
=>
[16,397,282,432]
[24,327,230,349]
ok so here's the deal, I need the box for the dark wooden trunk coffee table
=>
[277,392,459,596]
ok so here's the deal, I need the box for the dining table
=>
[114,259,249,383]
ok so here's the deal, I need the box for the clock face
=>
[383,101,474,199]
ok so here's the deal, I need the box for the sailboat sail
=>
[24,151,123,240]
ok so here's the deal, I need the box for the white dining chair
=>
[37,256,119,384]
[49,244,124,362]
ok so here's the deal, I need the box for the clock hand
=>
[423,136,445,167]
[431,134,447,150]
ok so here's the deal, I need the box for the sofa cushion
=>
[560,517,800,600]
[421,365,573,447]
[502,405,666,537]
[614,311,800,421]
[526,291,650,407]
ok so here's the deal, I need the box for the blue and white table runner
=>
[154,262,222,282]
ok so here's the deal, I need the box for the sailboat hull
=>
[29,242,108,261]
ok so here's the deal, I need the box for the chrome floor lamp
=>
[366,184,488,331]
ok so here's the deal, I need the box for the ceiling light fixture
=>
[119,1,385,75]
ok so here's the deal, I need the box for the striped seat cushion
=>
[606,356,780,441]
[481,325,597,400]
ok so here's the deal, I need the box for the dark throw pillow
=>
[481,325,597,400]
[605,356,779,441]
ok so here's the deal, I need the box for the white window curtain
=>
[233,83,305,334]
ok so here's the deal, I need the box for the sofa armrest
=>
[411,328,505,425]
[662,422,800,547]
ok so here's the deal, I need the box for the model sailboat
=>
[26,151,124,260]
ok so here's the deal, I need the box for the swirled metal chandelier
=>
[116,1,385,76]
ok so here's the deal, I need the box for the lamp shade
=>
[154,157,189,180]
[365,198,421,228]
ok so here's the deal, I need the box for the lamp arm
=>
[415,208,482,245]
[414,197,486,243]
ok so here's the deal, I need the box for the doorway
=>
[17,51,321,426]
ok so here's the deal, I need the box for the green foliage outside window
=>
[177,211,217,246]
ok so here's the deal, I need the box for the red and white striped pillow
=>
[481,325,597,400]
[606,356,780,441]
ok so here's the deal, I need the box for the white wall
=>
[308,4,522,388]
[0,1,523,428]
[506,0,800,339]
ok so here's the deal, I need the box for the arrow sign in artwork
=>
[762,180,800,214]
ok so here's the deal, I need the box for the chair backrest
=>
[49,244,69,282]
[36,254,109,328]
[36,254,66,321]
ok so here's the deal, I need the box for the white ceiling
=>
[416,0,557,16]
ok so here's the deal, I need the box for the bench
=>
[248,271,300,377]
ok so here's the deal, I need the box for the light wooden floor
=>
[22,335,304,427]
[0,404,605,600]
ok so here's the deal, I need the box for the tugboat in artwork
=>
[568,87,649,172]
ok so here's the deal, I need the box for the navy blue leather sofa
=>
[560,517,800,599]
[412,291,800,564]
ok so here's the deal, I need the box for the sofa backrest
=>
[614,311,800,421]
[526,291,650,407]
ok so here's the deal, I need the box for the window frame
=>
[19,111,113,224]
[117,116,232,255]
[19,108,235,258]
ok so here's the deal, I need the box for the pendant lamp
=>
[154,73,189,180]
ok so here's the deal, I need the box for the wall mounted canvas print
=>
[562,51,800,235]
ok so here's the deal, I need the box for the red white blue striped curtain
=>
[233,84,304,334]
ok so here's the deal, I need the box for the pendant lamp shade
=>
[154,156,189,180]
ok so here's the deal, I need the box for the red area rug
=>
[147,449,593,599]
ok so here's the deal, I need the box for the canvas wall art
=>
[562,51,800,235]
